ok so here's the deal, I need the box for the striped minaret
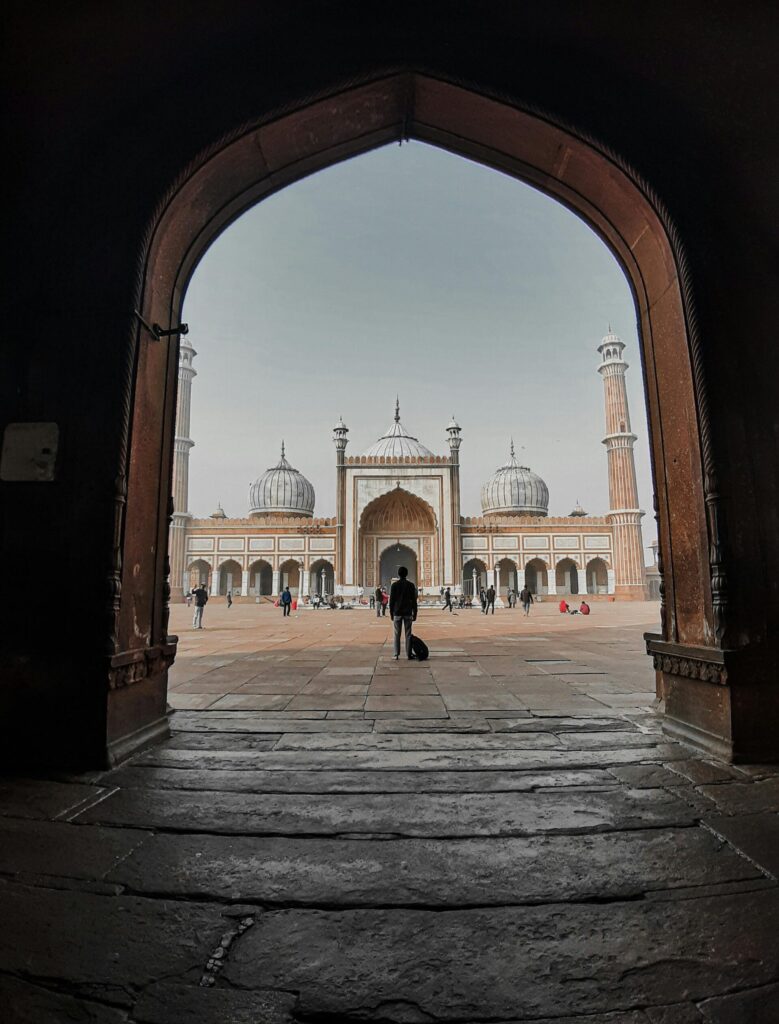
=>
[169,334,197,601]
[598,329,647,599]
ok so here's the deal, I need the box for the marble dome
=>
[248,442,315,517]
[481,442,549,517]
[362,400,434,460]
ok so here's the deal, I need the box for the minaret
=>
[446,416,463,588]
[332,416,349,592]
[598,328,647,598]
[169,334,197,602]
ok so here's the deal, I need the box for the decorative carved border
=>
[109,639,178,690]
[645,635,727,686]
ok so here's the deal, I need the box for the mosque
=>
[169,331,649,604]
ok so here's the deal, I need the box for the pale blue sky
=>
[182,141,655,555]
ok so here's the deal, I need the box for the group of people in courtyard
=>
[188,578,589,630]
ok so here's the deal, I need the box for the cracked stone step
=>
[0,883,226,1008]
[75,786,699,837]
[271,732,562,751]
[222,889,779,1020]
[107,826,760,906]
[133,744,688,772]
[0,818,148,881]
[0,778,107,821]
[104,766,617,794]
[131,980,297,1023]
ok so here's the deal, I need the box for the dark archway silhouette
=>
[99,75,756,762]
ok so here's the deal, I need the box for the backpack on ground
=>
[410,634,429,661]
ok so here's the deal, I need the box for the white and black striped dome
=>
[481,442,549,517]
[248,442,315,518]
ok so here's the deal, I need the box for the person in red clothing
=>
[559,599,569,613]
[579,600,590,615]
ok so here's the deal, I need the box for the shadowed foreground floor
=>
[1,606,778,1022]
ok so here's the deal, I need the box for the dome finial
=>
[280,439,285,459]
[394,396,400,423]
[510,437,515,459]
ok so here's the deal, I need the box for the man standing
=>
[485,584,496,614]
[389,566,417,660]
[226,589,233,609]
[479,588,487,613]
[281,586,292,616]
[520,585,534,616]
[191,583,208,629]
[375,586,383,618]
[443,586,453,613]
[381,588,389,616]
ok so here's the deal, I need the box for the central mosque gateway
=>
[170,332,648,603]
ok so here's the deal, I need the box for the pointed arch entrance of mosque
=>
[379,544,418,591]
[359,488,437,593]
[101,72,760,765]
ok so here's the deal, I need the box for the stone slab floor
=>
[2,603,778,1022]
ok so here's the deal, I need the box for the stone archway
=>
[379,544,418,590]
[525,558,549,596]
[359,488,437,592]
[111,73,746,762]
[555,558,580,596]
[463,558,488,598]
[249,559,273,597]
[310,559,335,598]
[587,558,609,596]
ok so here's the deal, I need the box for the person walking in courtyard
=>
[281,586,292,616]
[520,585,534,616]
[443,586,453,613]
[191,583,208,629]
[506,587,514,609]
[375,586,383,618]
[381,587,389,616]
[226,589,232,609]
[485,584,496,614]
[479,587,487,613]
[389,565,418,660]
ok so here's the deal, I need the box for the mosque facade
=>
[169,331,649,604]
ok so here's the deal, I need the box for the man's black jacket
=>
[389,578,418,618]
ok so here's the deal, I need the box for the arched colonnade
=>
[463,555,613,598]
[185,557,335,599]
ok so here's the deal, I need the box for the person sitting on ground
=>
[559,599,569,614]
[579,600,590,615]
[389,565,418,660]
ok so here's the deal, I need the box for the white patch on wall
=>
[218,537,244,551]
[523,536,550,550]
[492,537,519,550]
[279,537,305,551]
[553,536,579,550]
[187,538,214,551]
[584,535,611,549]
[309,537,335,551]
[249,537,274,551]
[462,536,488,551]
[0,422,59,481]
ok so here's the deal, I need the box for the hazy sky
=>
[182,141,655,552]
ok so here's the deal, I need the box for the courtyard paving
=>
[2,602,778,1022]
